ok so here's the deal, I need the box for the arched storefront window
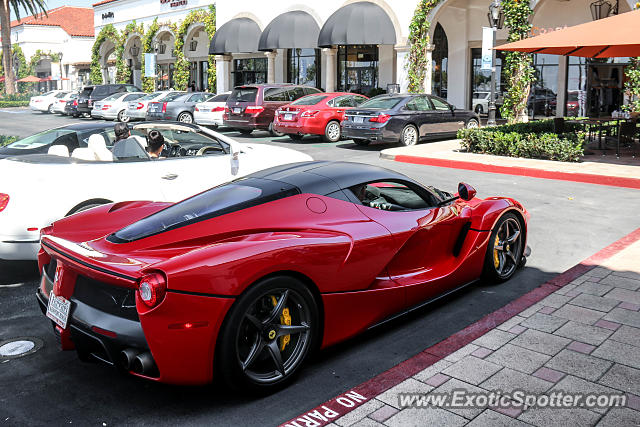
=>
[287,48,320,88]
[432,23,448,98]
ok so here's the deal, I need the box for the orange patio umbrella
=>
[17,75,43,83]
[496,9,640,58]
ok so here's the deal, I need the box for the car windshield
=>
[139,92,163,101]
[291,95,328,106]
[92,86,110,97]
[109,178,300,242]
[103,93,123,101]
[229,87,258,102]
[172,94,190,102]
[358,97,404,109]
[6,129,77,150]
[40,91,55,96]
[81,88,93,96]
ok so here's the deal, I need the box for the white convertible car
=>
[0,122,312,260]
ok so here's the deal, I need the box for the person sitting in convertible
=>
[146,130,165,159]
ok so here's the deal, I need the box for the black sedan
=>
[341,94,479,146]
[146,92,213,123]
[0,123,117,159]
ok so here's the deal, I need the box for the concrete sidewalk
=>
[282,230,640,427]
[380,140,640,187]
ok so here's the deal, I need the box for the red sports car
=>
[36,161,529,390]
[273,92,368,142]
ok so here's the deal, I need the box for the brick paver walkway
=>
[282,233,640,427]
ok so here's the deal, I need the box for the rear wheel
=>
[288,134,304,141]
[466,118,479,129]
[269,122,284,137]
[177,112,193,123]
[482,213,525,283]
[217,276,318,392]
[48,104,54,114]
[400,124,418,146]
[323,120,341,142]
[117,110,128,122]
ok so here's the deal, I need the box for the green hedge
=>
[0,135,18,147]
[0,100,29,108]
[457,120,585,162]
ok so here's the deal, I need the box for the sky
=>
[11,0,93,20]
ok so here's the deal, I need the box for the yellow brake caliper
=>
[493,235,501,268]
[270,295,291,351]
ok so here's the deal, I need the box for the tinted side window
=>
[91,86,108,97]
[415,96,433,111]
[264,87,290,102]
[290,87,306,101]
[349,181,434,211]
[53,132,80,152]
[305,87,322,95]
[333,96,353,108]
[430,96,450,111]
[124,94,143,101]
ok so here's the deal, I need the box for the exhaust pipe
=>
[120,348,140,370]
[132,352,156,375]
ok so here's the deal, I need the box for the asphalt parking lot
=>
[1,109,639,426]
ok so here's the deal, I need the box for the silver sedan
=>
[91,92,146,122]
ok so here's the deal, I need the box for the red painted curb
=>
[280,227,640,427]
[392,155,640,190]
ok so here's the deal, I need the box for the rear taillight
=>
[194,106,199,111]
[40,225,53,239]
[102,105,111,110]
[73,99,78,106]
[224,106,231,113]
[162,102,168,113]
[138,272,167,308]
[245,105,264,114]
[301,110,319,118]
[212,106,225,112]
[136,102,144,110]
[370,114,391,123]
[0,194,9,212]
[60,100,67,103]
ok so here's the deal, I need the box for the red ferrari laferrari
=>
[36,161,529,390]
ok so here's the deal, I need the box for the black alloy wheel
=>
[217,276,318,391]
[482,213,525,283]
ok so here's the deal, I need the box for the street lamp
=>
[58,52,64,90]
[130,44,140,57]
[189,40,198,51]
[487,0,503,126]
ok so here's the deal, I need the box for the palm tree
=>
[0,0,47,95]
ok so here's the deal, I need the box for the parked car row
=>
[32,83,480,147]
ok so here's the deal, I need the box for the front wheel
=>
[323,121,341,142]
[482,213,525,283]
[217,276,318,392]
[48,104,54,114]
[466,118,479,129]
[177,112,193,123]
[400,124,419,146]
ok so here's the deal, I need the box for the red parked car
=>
[273,92,369,142]
[37,161,529,391]
[224,84,322,136]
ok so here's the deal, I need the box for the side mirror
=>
[457,182,476,201]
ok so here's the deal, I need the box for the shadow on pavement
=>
[0,260,39,285]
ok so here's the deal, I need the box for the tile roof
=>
[93,0,119,7]
[10,6,94,37]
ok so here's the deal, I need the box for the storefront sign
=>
[101,12,114,20]
[144,53,157,78]
[481,27,494,71]
[160,0,188,7]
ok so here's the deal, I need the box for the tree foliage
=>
[407,0,441,93]
[500,0,535,123]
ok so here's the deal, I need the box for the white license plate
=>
[46,265,71,329]
[233,108,241,114]
[200,108,209,112]
[284,113,293,121]
[354,116,364,124]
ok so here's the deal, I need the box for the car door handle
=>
[161,173,179,180]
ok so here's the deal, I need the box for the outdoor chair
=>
[617,121,637,158]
